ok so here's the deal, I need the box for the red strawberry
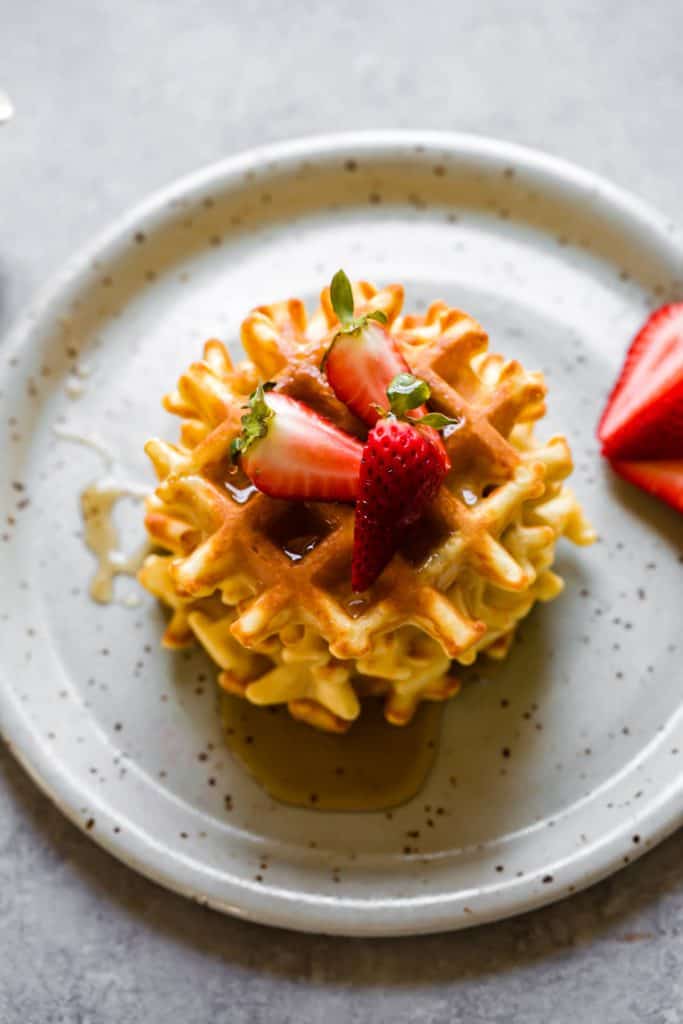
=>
[609,459,683,514]
[325,319,424,426]
[232,385,362,502]
[352,417,450,591]
[323,269,426,426]
[598,303,683,460]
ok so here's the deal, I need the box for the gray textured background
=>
[2,2,683,1021]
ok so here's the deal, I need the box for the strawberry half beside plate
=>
[610,459,683,514]
[598,303,683,460]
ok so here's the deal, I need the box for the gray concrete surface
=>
[2,1,683,1020]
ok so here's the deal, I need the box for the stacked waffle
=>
[139,280,595,732]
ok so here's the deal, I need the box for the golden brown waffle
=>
[139,281,595,732]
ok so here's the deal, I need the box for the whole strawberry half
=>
[598,303,683,460]
[351,382,454,591]
[610,459,683,514]
[323,268,427,426]
[352,417,450,591]
[232,385,363,502]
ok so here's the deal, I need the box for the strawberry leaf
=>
[387,373,431,417]
[330,269,355,326]
[329,269,388,334]
[386,373,459,431]
[230,383,275,461]
[418,412,460,430]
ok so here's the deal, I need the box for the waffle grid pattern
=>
[139,281,595,731]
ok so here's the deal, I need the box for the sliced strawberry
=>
[233,385,362,502]
[598,303,683,460]
[325,320,424,426]
[323,268,426,426]
[609,458,683,514]
[352,417,450,591]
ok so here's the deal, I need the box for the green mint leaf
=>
[330,269,355,326]
[386,372,431,418]
[366,309,388,325]
[417,412,460,430]
[230,383,275,461]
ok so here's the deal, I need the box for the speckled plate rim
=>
[1,131,682,936]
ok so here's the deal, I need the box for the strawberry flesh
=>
[325,321,427,426]
[609,458,683,514]
[241,391,362,502]
[352,417,450,591]
[598,303,683,460]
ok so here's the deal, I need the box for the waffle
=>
[139,281,595,732]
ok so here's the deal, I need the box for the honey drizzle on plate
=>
[53,425,149,604]
[81,480,149,603]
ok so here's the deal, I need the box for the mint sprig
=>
[329,268,388,334]
[230,382,276,461]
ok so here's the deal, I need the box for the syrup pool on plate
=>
[222,694,443,812]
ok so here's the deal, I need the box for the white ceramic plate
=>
[1,133,682,936]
